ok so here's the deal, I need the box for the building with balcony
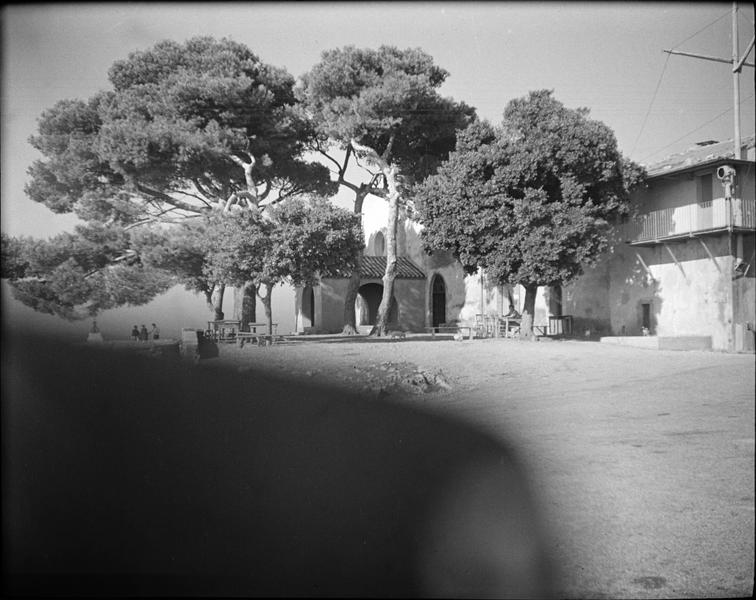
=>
[286,136,753,351]
[562,136,755,351]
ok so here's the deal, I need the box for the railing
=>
[632,196,755,243]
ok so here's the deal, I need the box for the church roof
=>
[359,256,426,279]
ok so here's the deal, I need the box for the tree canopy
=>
[2,226,173,320]
[300,45,475,185]
[176,196,363,333]
[8,37,340,320]
[414,90,645,328]
[27,37,333,221]
[298,46,475,334]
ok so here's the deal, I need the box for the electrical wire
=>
[630,53,670,156]
[632,8,751,162]
[741,8,755,29]
[629,9,732,158]
[639,92,755,164]
[670,9,732,49]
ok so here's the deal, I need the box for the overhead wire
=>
[631,8,745,162]
[741,9,754,28]
[670,9,732,49]
[638,91,755,164]
[629,53,670,156]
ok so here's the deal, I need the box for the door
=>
[431,275,446,329]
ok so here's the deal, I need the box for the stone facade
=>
[293,196,552,334]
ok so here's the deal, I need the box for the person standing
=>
[139,325,149,342]
[131,325,140,341]
[151,323,160,341]
[87,320,104,344]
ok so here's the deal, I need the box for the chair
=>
[502,316,521,338]
[474,314,487,338]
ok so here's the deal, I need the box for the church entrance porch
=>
[356,283,398,329]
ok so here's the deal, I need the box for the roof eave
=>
[647,157,755,180]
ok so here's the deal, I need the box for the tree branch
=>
[381,132,396,163]
[257,179,272,202]
[190,179,216,206]
[82,250,138,279]
[350,138,384,169]
[341,144,354,175]
[224,192,238,212]
[230,153,257,191]
[135,183,202,214]
[200,175,223,197]
[124,218,154,231]
[318,148,344,174]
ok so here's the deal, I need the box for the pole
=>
[732,2,741,159]
[664,2,755,158]
[662,48,753,68]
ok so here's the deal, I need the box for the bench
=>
[236,332,286,347]
[236,323,280,347]
[425,325,474,340]
[206,320,242,343]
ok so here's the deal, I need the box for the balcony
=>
[630,196,755,245]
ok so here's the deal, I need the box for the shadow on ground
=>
[2,332,557,598]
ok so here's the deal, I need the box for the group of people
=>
[131,323,160,342]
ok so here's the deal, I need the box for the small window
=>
[698,174,713,207]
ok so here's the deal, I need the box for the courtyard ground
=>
[207,334,755,599]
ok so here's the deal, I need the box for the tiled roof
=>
[359,256,426,279]
[645,134,755,177]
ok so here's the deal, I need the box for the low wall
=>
[599,335,712,351]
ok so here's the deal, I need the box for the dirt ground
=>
[206,334,755,599]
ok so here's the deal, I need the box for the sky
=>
[1,1,754,338]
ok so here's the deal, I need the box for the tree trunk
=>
[258,282,275,336]
[520,283,538,340]
[233,281,257,331]
[374,180,399,337]
[211,283,225,321]
[341,186,368,336]
[205,284,225,320]
[341,261,362,335]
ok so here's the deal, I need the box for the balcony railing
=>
[631,196,755,244]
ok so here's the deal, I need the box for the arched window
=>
[374,231,385,256]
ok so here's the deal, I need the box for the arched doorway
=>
[356,283,398,326]
[301,285,315,329]
[431,274,446,329]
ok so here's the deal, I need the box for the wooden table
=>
[206,320,241,342]
[236,323,279,347]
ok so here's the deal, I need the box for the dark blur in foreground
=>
[2,334,555,598]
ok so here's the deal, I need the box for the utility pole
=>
[663,1,755,159]
[732,1,741,159]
